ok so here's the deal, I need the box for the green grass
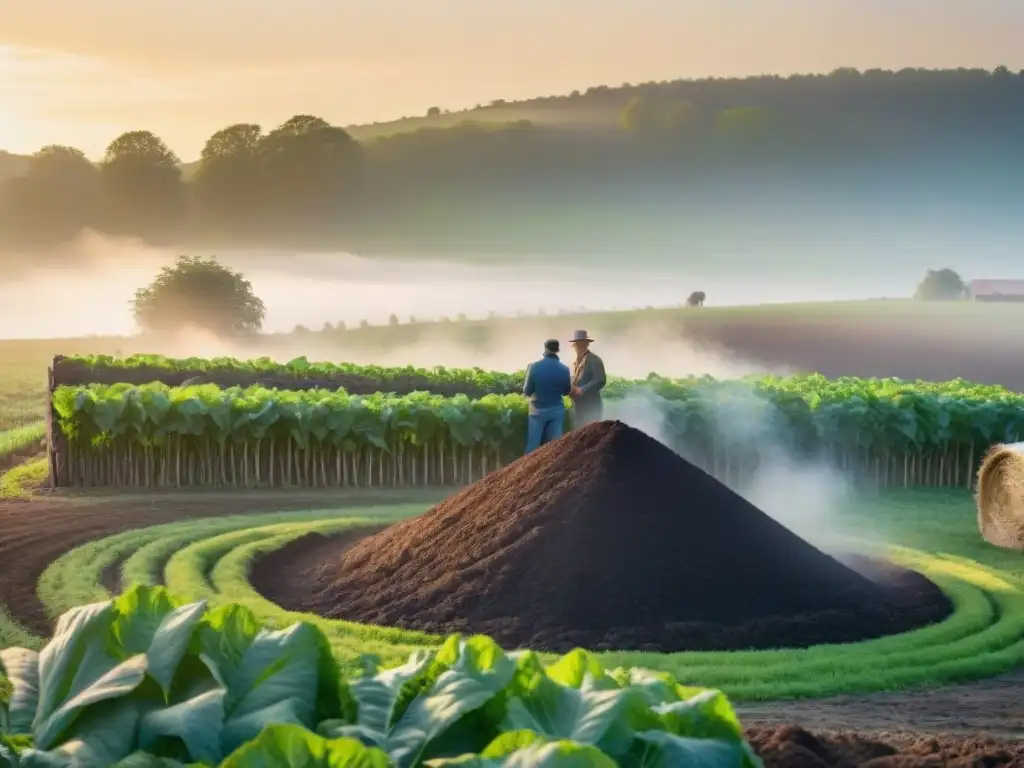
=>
[17,489,1024,700]
[0,363,45,429]
[0,421,45,459]
[0,458,48,499]
[0,603,38,648]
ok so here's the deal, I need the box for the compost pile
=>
[300,420,949,651]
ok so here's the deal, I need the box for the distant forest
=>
[1,66,1023,257]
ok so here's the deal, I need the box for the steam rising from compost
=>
[606,388,859,551]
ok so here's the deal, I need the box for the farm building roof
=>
[969,279,1024,297]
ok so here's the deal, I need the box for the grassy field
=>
[9,489,1020,701]
[0,423,46,498]
[0,458,47,499]
[0,422,44,459]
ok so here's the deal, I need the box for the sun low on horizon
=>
[0,44,133,158]
[2,1,1023,160]
[0,45,54,154]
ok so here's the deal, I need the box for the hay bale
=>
[976,443,1024,551]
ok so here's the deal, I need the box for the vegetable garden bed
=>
[51,354,523,398]
[45,370,1024,489]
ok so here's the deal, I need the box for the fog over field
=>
[0,214,1002,343]
[0,232,870,548]
[4,153,1024,344]
[0,249,876,339]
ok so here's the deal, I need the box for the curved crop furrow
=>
[224,528,1024,699]
[32,505,1024,702]
[122,533,206,588]
[38,509,405,615]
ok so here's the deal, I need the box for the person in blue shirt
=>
[523,338,572,453]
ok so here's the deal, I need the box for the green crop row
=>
[48,374,1024,489]
[55,352,1024,406]
[0,584,760,767]
[53,353,526,395]
[61,352,523,383]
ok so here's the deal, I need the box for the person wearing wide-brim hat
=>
[568,330,606,426]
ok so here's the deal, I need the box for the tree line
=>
[2,66,1023,254]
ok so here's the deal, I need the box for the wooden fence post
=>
[45,366,57,488]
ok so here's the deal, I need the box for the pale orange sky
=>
[2,1,1022,160]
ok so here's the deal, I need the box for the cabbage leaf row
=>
[53,355,525,397]
[50,374,1024,489]
[55,354,1024,404]
[0,585,760,767]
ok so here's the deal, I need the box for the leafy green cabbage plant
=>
[52,372,1024,492]
[0,586,760,767]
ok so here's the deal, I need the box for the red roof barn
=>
[969,279,1024,302]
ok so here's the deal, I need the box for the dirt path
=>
[0,491,1020,744]
[684,319,1024,391]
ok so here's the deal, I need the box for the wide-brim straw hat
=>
[569,330,594,343]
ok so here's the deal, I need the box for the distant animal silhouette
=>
[686,291,706,307]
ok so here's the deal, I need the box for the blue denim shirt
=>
[523,353,572,413]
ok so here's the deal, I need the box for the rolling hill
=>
[7,65,1021,172]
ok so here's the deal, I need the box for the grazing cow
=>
[686,291,706,307]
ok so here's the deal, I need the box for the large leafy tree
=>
[914,268,968,300]
[100,130,185,240]
[132,255,266,336]
[191,123,265,237]
[258,115,363,231]
[2,145,100,245]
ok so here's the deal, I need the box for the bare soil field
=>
[680,316,1024,390]
[0,489,1020,750]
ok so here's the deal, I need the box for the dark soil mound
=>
[747,725,1024,767]
[300,420,950,650]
